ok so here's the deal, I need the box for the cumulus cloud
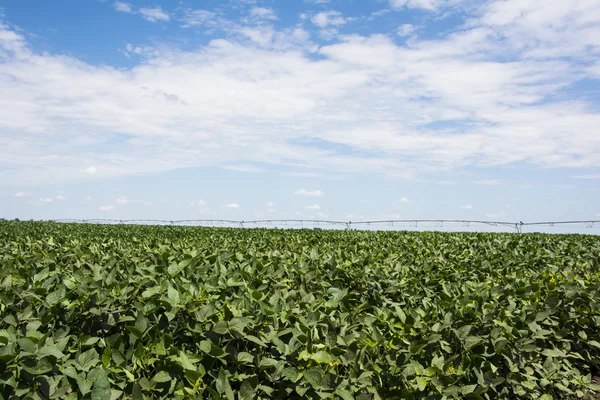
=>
[389,0,440,11]
[139,7,169,22]
[311,11,348,28]
[116,196,129,204]
[82,166,97,175]
[39,197,53,203]
[114,1,133,13]
[223,203,240,208]
[473,180,500,185]
[397,24,415,37]
[295,189,323,197]
[400,197,411,203]
[306,204,320,210]
[99,205,114,211]
[1,1,600,187]
[249,7,277,21]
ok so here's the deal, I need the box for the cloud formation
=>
[295,189,324,197]
[139,7,169,22]
[1,0,600,187]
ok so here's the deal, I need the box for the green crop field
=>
[0,221,599,399]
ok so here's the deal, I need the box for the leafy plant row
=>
[0,221,599,399]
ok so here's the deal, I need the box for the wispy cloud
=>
[223,203,240,209]
[397,24,415,37]
[311,11,348,28]
[295,189,323,197]
[1,0,600,188]
[266,201,275,207]
[56,195,65,201]
[144,201,152,206]
[39,197,53,203]
[461,205,472,209]
[518,184,532,189]
[139,7,169,22]
[571,174,600,179]
[82,166,97,175]
[473,180,500,186]
[99,205,114,211]
[306,204,320,210]
[114,1,133,13]
[400,197,411,203]
[189,200,206,207]
[14,192,31,197]
[116,196,129,205]
[249,7,277,21]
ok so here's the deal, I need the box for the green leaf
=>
[167,285,180,304]
[237,352,254,364]
[91,368,111,400]
[542,348,566,358]
[38,344,66,360]
[152,371,171,383]
[46,287,66,306]
[311,351,334,364]
[213,320,229,335]
[216,368,234,400]
[77,349,100,372]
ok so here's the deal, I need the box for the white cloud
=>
[39,197,53,203]
[114,1,133,13]
[397,24,415,37]
[306,204,320,210]
[518,184,532,189]
[389,0,440,11]
[461,204,472,209]
[267,208,275,213]
[82,166,97,175]
[139,7,169,22]
[316,212,328,217]
[180,9,217,28]
[14,192,31,197]
[571,174,600,179]
[266,201,275,207]
[99,205,114,211]
[144,201,152,206]
[296,212,303,216]
[189,200,206,207]
[249,7,277,20]
[2,3,600,186]
[56,195,65,201]
[294,189,323,197]
[116,196,129,204]
[85,196,92,200]
[224,203,240,208]
[254,212,265,217]
[473,180,500,185]
[389,213,402,218]
[311,11,348,28]
[400,197,410,202]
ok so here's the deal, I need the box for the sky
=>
[1,0,600,233]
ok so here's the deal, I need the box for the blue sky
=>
[1,0,600,232]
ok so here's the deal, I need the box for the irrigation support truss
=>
[49,219,600,233]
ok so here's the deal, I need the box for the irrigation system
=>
[48,219,600,233]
